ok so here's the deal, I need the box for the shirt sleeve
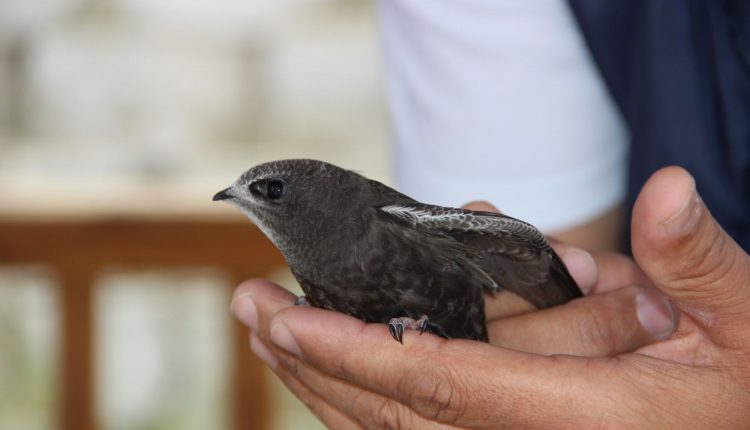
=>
[377,0,628,232]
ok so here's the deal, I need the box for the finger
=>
[484,290,537,319]
[271,347,456,430]
[550,242,598,294]
[549,240,649,295]
[488,285,675,356]
[268,307,612,429]
[273,365,367,430]
[251,334,365,430]
[631,166,750,348]
[586,252,651,294]
[236,283,367,429]
[231,279,296,334]
[244,282,454,429]
[462,200,501,213]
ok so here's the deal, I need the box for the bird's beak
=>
[213,187,233,201]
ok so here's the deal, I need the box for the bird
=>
[213,159,582,342]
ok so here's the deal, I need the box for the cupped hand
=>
[232,166,750,428]
[460,200,665,356]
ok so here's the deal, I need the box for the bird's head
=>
[213,159,375,252]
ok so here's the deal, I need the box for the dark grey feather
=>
[216,159,583,342]
[377,203,581,308]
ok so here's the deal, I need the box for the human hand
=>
[231,197,673,429]
[450,200,668,357]
[232,166,750,428]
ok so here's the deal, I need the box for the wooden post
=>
[58,266,96,430]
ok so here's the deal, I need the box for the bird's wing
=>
[376,203,581,308]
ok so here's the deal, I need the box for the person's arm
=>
[233,167,750,428]
[551,204,624,252]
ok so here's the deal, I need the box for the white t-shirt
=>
[377,0,628,232]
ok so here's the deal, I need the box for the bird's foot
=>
[388,315,448,343]
[294,296,310,306]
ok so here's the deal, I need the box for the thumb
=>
[631,166,750,348]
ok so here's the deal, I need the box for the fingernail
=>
[636,290,675,340]
[662,181,702,238]
[561,248,597,294]
[231,293,258,332]
[270,321,301,357]
[250,331,278,370]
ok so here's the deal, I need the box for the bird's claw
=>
[294,296,310,306]
[388,315,432,343]
[388,320,405,344]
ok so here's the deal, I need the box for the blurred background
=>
[0,0,388,429]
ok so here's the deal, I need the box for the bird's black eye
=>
[267,179,285,199]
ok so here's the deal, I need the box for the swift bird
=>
[214,159,582,342]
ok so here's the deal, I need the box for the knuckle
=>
[400,357,469,425]
[280,351,301,376]
[371,399,406,430]
[671,222,733,287]
[581,304,621,356]
[667,223,750,308]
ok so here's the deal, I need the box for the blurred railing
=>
[0,216,286,430]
